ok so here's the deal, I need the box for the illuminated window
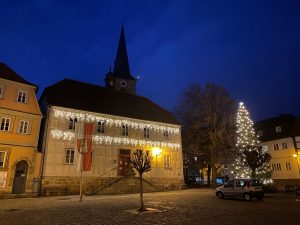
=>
[282,142,288,149]
[0,151,6,168]
[163,130,169,140]
[97,121,105,133]
[273,144,279,151]
[68,118,78,130]
[164,155,171,168]
[18,120,29,134]
[144,127,150,138]
[275,126,282,133]
[0,117,11,131]
[17,91,27,103]
[122,124,128,136]
[0,86,3,98]
[65,149,75,164]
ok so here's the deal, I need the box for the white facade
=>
[41,106,184,194]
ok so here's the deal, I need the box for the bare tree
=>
[130,149,152,211]
[175,83,235,187]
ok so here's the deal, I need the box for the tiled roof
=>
[0,63,38,89]
[40,79,180,125]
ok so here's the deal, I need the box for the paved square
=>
[0,189,299,225]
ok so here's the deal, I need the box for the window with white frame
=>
[282,142,288,149]
[144,127,150,138]
[97,121,105,133]
[0,151,6,168]
[286,162,291,170]
[273,143,279,151]
[18,120,29,134]
[0,86,3,98]
[68,118,78,130]
[122,124,128,136]
[17,90,27,103]
[163,130,169,140]
[0,117,11,131]
[164,155,171,168]
[275,126,282,133]
[65,149,75,164]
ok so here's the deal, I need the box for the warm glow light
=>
[152,147,162,156]
[293,154,298,158]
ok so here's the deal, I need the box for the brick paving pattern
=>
[0,189,299,225]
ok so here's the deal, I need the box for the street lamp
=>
[293,152,300,175]
[152,147,162,165]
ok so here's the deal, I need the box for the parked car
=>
[216,179,264,201]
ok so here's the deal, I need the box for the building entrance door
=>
[117,149,131,176]
[12,161,28,194]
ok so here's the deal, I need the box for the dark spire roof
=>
[113,24,135,80]
[0,63,38,90]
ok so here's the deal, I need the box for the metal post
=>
[79,154,83,202]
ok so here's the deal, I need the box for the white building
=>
[38,26,184,195]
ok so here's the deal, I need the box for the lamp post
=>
[79,140,87,202]
[293,152,300,175]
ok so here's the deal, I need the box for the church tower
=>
[105,24,137,95]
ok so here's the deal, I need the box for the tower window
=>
[163,130,169,140]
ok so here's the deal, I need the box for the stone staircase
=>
[91,177,161,195]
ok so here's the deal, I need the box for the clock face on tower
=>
[120,80,127,88]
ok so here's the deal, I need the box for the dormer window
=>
[69,118,78,130]
[257,131,263,137]
[17,90,27,103]
[275,126,282,133]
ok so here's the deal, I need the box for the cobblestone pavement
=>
[0,189,299,225]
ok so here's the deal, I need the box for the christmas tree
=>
[232,102,272,183]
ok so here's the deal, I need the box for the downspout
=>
[38,104,51,196]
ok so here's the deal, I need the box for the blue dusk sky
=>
[0,0,299,121]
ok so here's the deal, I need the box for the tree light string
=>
[50,129,181,149]
[53,108,180,134]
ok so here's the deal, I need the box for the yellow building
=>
[255,115,300,191]
[0,63,42,194]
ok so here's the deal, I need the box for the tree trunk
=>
[139,172,145,211]
[207,165,211,185]
[251,168,256,179]
[211,164,217,188]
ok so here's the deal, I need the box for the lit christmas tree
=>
[232,102,272,183]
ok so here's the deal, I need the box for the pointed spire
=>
[113,23,132,78]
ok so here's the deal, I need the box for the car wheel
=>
[217,192,224,199]
[244,193,252,201]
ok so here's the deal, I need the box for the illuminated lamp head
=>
[152,147,162,156]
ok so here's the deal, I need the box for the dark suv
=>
[216,179,264,201]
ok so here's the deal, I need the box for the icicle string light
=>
[53,108,180,134]
[50,129,181,149]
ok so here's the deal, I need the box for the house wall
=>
[0,78,42,194]
[260,137,300,190]
[41,106,184,194]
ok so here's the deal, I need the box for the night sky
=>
[1,0,299,121]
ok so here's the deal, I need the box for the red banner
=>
[83,123,93,171]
